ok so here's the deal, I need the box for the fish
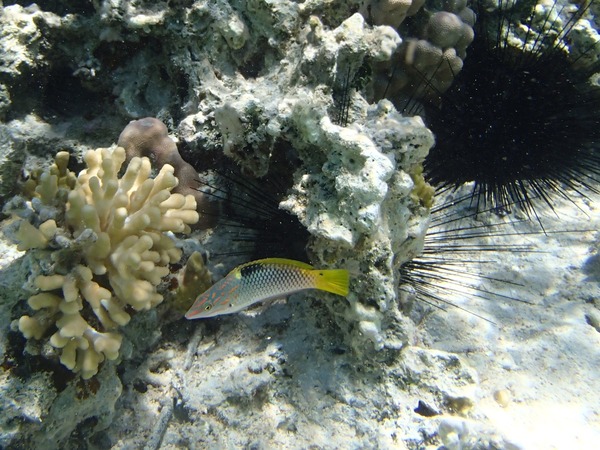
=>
[185,258,350,319]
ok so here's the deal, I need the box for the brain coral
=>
[13,146,199,379]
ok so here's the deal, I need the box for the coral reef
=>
[0,358,122,449]
[117,117,218,228]
[360,0,426,29]
[369,0,476,104]
[282,98,434,350]
[8,147,198,378]
[175,11,434,350]
[0,4,58,79]
[0,1,598,449]
[172,251,212,313]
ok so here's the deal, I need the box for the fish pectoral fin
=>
[314,269,350,297]
[241,296,289,317]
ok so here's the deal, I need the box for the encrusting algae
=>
[410,164,435,209]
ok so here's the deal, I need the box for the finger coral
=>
[13,146,199,379]
[117,117,217,228]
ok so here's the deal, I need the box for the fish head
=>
[184,274,240,319]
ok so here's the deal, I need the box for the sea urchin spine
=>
[422,0,600,217]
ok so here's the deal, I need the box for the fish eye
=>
[205,305,212,311]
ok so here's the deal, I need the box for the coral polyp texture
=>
[12,147,199,378]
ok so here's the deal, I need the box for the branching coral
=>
[117,117,217,228]
[12,146,199,378]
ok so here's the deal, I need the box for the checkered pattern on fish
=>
[238,263,314,303]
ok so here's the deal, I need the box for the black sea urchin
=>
[423,0,600,217]
[398,194,536,324]
[195,160,310,267]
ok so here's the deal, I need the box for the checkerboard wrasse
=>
[185,258,350,319]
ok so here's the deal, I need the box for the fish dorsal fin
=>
[241,258,315,270]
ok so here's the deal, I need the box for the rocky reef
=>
[2,3,435,357]
[0,1,598,449]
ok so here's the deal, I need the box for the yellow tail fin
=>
[314,269,350,297]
